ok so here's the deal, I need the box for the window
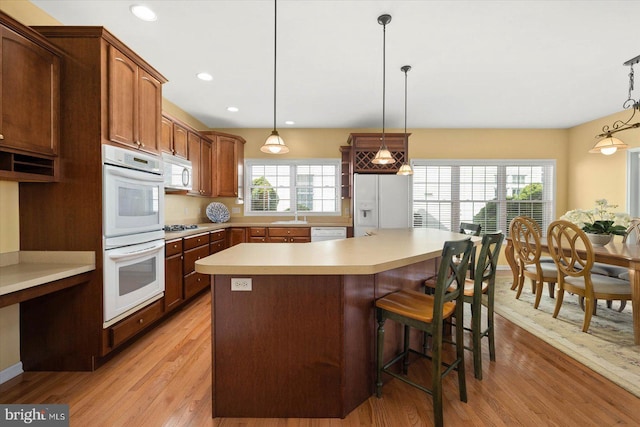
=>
[245,159,341,216]
[411,159,555,235]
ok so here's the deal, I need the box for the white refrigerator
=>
[353,173,411,237]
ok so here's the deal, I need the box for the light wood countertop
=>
[195,228,478,276]
[0,251,96,297]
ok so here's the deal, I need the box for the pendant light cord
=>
[381,20,386,147]
[404,68,407,135]
[273,0,277,132]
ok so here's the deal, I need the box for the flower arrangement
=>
[560,199,631,235]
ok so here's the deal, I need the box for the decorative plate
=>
[206,202,230,223]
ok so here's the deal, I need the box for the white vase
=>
[586,233,612,247]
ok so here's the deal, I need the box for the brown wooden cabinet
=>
[20,26,167,369]
[164,239,184,312]
[201,130,246,198]
[183,232,211,299]
[347,133,409,174]
[160,114,188,159]
[248,227,268,243]
[108,299,164,349]
[0,12,62,182]
[187,131,212,196]
[107,45,162,154]
[268,227,311,243]
[228,227,246,246]
[340,145,352,199]
[248,227,310,243]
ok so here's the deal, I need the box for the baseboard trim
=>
[0,362,23,384]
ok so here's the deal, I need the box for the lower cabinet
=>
[183,232,211,299]
[164,238,183,312]
[248,227,310,243]
[106,299,164,349]
[228,227,246,246]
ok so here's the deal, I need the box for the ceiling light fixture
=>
[261,0,289,154]
[397,65,413,175]
[590,54,640,155]
[372,14,395,165]
[129,4,157,22]
[197,72,213,81]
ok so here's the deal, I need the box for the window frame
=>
[410,158,556,235]
[244,158,342,217]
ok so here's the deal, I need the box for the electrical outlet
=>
[231,278,252,291]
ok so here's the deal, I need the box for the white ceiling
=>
[31,0,640,130]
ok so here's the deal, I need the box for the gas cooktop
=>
[164,224,199,232]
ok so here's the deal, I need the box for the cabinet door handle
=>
[0,134,4,140]
[138,318,144,324]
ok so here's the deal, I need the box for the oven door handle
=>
[105,164,164,182]
[107,242,164,261]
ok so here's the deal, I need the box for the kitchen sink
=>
[271,220,308,225]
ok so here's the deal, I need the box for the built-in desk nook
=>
[195,228,478,418]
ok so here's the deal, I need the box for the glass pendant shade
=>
[261,130,289,154]
[397,162,413,175]
[588,135,628,155]
[372,145,394,164]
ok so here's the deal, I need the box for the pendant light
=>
[372,14,395,165]
[261,0,289,154]
[397,65,413,175]
[590,54,639,155]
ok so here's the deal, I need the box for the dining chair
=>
[546,220,632,332]
[509,216,560,308]
[509,215,555,295]
[375,238,474,427]
[456,231,504,380]
[589,218,640,311]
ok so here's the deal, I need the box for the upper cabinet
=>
[347,133,409,174]
[33,26,168,155]
[0,12,62,182]
[160,114,188,159]
[108,45,162,155]
[201,131,246,198]
[187,130,212,197]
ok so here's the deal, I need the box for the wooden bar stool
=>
[457,232,504,380]
[375,238,474,427]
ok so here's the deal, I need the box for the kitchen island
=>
[195,228,476,419]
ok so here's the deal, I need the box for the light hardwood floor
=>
[1,287,638,427]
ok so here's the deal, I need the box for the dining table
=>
[505,237,640,345]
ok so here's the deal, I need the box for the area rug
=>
[492,274,640,397]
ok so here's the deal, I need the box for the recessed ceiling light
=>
[196,72,213,81]
[130,4,157,22]
[227,107,239,112]
[285,120,295,125]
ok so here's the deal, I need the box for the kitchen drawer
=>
[183,245,210,274]
[183,232,210,250]
[109,299,163,348]
[165,239,182,257]
[210,239,226,254]
[249,227,267,237]
[210,229,225,242]
[184,271,209,299]
[268,227,310,238]
[249,236,267,243]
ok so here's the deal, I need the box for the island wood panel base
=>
[210,259,437,418]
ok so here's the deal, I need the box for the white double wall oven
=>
[102,145,165,326]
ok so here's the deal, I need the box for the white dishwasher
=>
[310,227,347,242]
